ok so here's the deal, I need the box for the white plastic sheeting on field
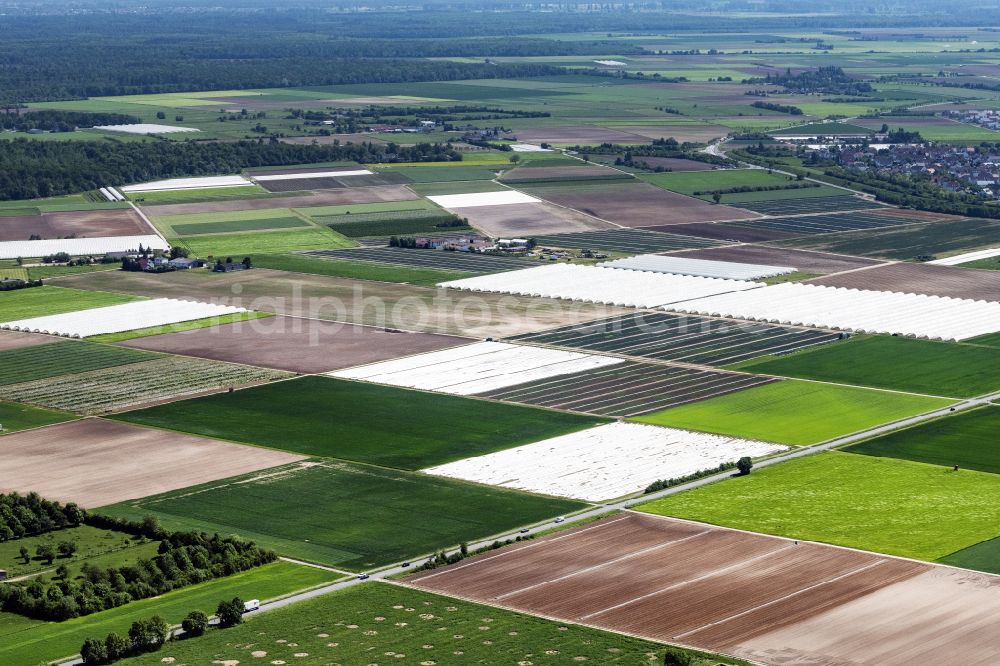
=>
[438,264,761,308]
[929,248,1000,266]
[330,341,624,396]
[423,422,787,502]
[666,282,1000,341]
[509,144,553,152]
[94,124,200,135]
[0,235,168,260]
[0,298,247,338]
[120,175,252,193]
[252,170,372,181]
[598,254,795,280]
[427,191,541,208]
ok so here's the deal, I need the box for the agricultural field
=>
[733,195,886,216]
[409,512,1000,665]
[100,458,585,570]
[727,210,921,236]
[810,261,1000,300]
[175,226,354,257]
[3,355,290,414]
[306,246,537,274]
[113,582,729,666]
[251,252,474,285]
[440,263,760,309]
[844,406,1000,474]
[0,285,142,320]
[519,180,757,226]
[0,561,337,666]
[332,341,625,396]
[0,341,156,386]
[529,228,728,253]
[511,312,842,366]
[121,315,467,374]
[1,418,304,507]
[0,400,73,434]
[0,329,51,351]
[639,168,804,197]
[52,268,625,338]
[114,375,603,469]
[424,422,787,501]
[86,310,271,344]
[0,208,151,241]
[638,451,1000,562]
[478,360,774,417]
[634,380,952,445]
[672,245,885,275]
[774,216,1000,260]
[734,335,1000,398]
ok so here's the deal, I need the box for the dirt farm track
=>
[408,513,1000,665]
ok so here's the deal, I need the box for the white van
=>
[244,599,261,612]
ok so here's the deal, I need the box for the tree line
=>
[0,526,276,622]
[0,491,86,541]
[0,110,140,133]
[0,139,461,201]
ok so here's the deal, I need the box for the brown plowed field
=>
[811,262,1000,300]
[614,124,730,143]
[735,567,1000,666]
[120,315,469,373]
[668,245,885,275]
[499,164,628,183]
[871,207,963,223]
[458,201,614,237]
[0,209,151,241]
[0,330,53,351]
[525,182,759,227]
[515,126,649,145]
[52,269,625,338]
[408,513,938,661]
[630,157,716,171]
[140,185,417,216]
[0,418,304,507]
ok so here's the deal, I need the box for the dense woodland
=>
[0,492,86,540]
[0,110,140,132]
[0,140,461,200]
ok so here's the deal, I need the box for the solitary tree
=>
[80,637,109,666]
[736,456,753,476]
[19,545,29,563]
[36,543,56,565]
[58,540,78,558]
[182,610,209,637]
[216,597,245,628]
[663,648,693,666]
[509,154,521,165]
[712,192,722,204]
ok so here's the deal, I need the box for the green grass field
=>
[770,122,874,136]
[113,582,743,666]
[24,264,118,280]
[252,253,473,286]
[171,215,310,236]
[0,400,73,434]
[85,311,273,343]
[0,341,157,386]
[100,459,585,570]
[968,331,1000,348]
[638,451,1000,561]
[373,164,500,182]
[633,380,952,445]
[958,255,1000,270]
[733,336,1000,398]
[411,180,512,196]
[0,285,143,320]
[0,561,337,666]
[128,185,272,204]
[0,524,160,579]
[114,375,604,469]
[640,168,798,195]
[845,406,1000,474]
[939,535,1000,574]
[176,227,354,257]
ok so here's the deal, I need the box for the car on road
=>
[555,516,565,523]
[519,528,530,534]
[243,599,260,612]
[401,562,411,568]
[357,574,370,580]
